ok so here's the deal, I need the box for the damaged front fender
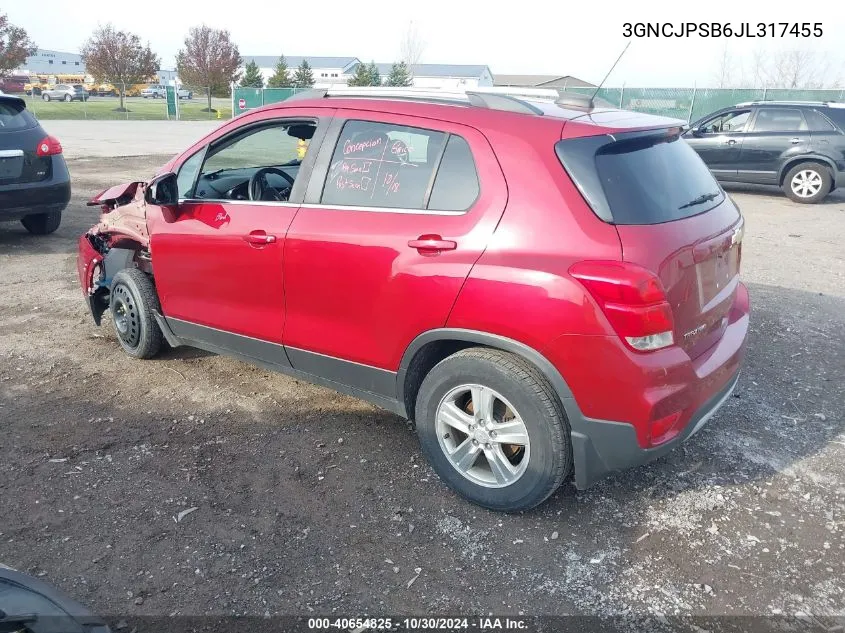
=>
[78,180,154,325]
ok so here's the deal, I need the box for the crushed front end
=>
[76,181,152,325]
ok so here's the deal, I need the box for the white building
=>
[373,63,493,89]
[241,56,360,87]
[241,56,494,90]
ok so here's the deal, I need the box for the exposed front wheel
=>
[415,347,572,511]
[20,210,62,235]
[783,162,832,204]
[109,268,163,359]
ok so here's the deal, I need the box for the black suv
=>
[0,95,70,234]
[684,101,845,203]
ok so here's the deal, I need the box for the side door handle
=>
[724,139,737,146]
[243,230,277,245]
[408,234,457,255]
[791,137,801,144]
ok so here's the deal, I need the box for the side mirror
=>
[145,172,178,206]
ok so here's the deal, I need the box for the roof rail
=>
[281,85,610,116]
[735,100,837,107]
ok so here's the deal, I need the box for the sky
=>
[6,0,844,87]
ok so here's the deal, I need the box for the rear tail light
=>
[570,261,675,352]
[36,135,63,156]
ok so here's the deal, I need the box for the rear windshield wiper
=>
[678,191,721,210]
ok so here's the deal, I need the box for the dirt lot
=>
[1,154,844,627]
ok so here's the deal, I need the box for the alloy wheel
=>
[435,384,530,488]
[790,169,823,198]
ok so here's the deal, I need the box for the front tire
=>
[64,94,72,102]
[21,210,62,235]
[42,94,50,102]
[415,347,572,511]
[783,162,831,204]
[109,268,163,359]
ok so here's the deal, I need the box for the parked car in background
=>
[76,87,748,511]
[0,95,70,234]
[142,84,193,99]
[685,101,845,203]
[0,75,27,94]
[41,84,89,102]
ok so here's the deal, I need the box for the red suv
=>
[77,88,749,511]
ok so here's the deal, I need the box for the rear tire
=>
[783,162,831,204]
[109,268,163,359]
[415,347,572,511]
[21,210,62,235]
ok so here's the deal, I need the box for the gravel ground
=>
[1,156,844,628]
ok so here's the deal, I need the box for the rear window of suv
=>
[556,129,724,225]
[0,99,37,131]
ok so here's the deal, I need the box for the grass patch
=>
[22,95,233,121]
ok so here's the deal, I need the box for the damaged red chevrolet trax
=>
[77,88,749,511]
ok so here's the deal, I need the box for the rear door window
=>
[751,108,808,132]
[556,130,724,225]
[321,120,447,210]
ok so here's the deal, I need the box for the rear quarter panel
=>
[446,115,622,352]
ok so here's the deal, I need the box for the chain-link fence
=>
[22,84,845,123]
[567,86,845,122]
[231,87,312,117]
[25,84,231,121]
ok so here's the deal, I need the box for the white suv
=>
[142,85,193,99]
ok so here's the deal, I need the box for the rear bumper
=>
[568,367,740,489]
[551,281,750,489]
[0,157,71,221]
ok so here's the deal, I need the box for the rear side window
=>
[428,135,480,211]
[556,130,724,225]
[751,108,808,132]
[805,109,838,132]
[821,107,845,132]
[0,99,37,131]
[321,120,479,212]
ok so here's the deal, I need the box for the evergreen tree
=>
[266,54,291,88]
[367,61,381,86]
[240,60,264,88]
[347,63,372,86]
[386,61,412,87]
[292,60,315,88]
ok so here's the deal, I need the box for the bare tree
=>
[771,49,828,89]
[744,46,834,90]
[81,24,159,111]
[0,13,36,77]
[712,45,734,88]
[400,21,425,74]
[176,25,241,112]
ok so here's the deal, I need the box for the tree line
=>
[1,11,421,115]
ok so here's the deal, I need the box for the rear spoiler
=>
[87,181,144,209]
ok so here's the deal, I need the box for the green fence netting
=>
[233,86,845,123]
[232,87,311,115]
[568,86,845,122]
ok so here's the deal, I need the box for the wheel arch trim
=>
[777,155,836,186]
[396,328,579,415]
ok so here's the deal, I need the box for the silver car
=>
[41,84,89,102]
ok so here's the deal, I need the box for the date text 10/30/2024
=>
[307,617,528,630]
[623,22,823,38]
